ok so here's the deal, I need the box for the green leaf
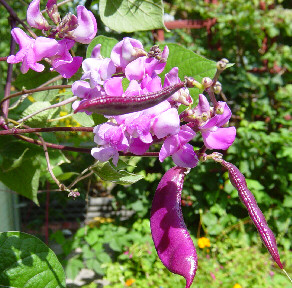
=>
[0,232,66,288]
[65,256,83,280]
[57,172,79,181]
[86,35,118,58]
[20,101,58,127]
[283,196,292,207]
[161,43,217,98]
[86,258,104,275]
[72,112,95,127]
[93,161,143,185]
[0,158,40,205]
[3,148,29,172]
[99,0,165,32]
[13,68,59,90]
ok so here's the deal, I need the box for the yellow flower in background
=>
[198,237,211,249]
[125,278,135,286]
[232,284,242,288]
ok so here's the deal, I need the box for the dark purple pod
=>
[74,82,185,116]
[220,160,284,269]
[150,167,198,288]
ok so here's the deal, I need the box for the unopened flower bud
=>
[201,112,208,121]
[214,82,222,94]
[46,0,60,25]
[202,77,213,89]
[216,58,229,71]
[215,106,224,115]
[185,77,204,90]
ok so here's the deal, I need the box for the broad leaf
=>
[0,232,66,288]
[93,161,143,185]
[99,0,165,32]
[72,112,95,127]
[161,43,217,98]
[86,35,118,58]
[20,101,59,127]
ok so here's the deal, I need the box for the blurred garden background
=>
[0,0,291,287]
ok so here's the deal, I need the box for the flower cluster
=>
[72,38,236,168]
[7,0,97,78]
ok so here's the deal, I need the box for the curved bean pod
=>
[220,159,283,269]
[74,82,185,115]
[150,167,198,288]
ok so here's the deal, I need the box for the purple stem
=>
[2,17,17,119]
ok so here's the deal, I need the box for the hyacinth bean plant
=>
[0,0,291,287]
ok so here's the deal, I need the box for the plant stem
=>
[17,96,77,124]
[0,85,72,108]
[2,17,17,120]
[0,126,93,135]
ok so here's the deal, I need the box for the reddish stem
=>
[2,17,17,119]
[0,57,8,61]
[0,85,72,108]
[0,127,94,135]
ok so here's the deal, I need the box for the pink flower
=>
[194,94,236,150]
[159,125,198,168]
[66,5,97,44]
[111,37,144,70]
[7,28,58,73]
[27,0,50,30]
[27,0,97,44]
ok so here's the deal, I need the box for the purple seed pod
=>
[150,167,198,288]
[74,82,185,115]
[220,160,283,269]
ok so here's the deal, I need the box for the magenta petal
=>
[215,101,232,127]
[52,56,83,78]
[104,77,123,96]
[172,144,199,168]
[27,0,50,30]
[91,147,119,166]
[202,126,236,150]
[129,137,151,155]
[7,28,34,64]
[69,6,97,44]
[91,44,102,58]
[152,108,180,139]
[111,37,144,68]
[159,135,180,162]
[125,57,146,81]
[164,67,179,87]
[34,37,58,61]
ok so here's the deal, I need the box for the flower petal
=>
[27,0,50,30]
[202,126,236,150]
[69,6,97,44]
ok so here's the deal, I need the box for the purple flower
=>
[7,28,58,73]
[193,94,236,150]
[111,37,144,70]
[27,0,97,44]
[160,125,198,168]
[66,5,97,44]
[81,56,116,87]
[164,67,193,106]
[27,0,50,30]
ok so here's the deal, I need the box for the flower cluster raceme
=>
[72,37,236,168]
[7,0,97,78]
